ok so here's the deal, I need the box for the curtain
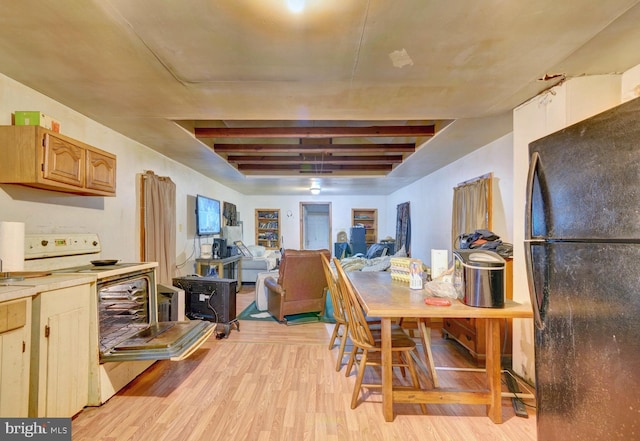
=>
[451,175,491,249]
[395,202,411,256]
[142,171,176,284]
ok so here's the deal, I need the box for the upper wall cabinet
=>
[0,126,116,196]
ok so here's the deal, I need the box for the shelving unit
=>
[255,209,280,249]
[351,208,377,247]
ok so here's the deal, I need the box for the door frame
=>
[299,202,332,250]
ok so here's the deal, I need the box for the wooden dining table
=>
[346,271,533,423]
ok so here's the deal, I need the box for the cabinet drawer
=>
[0,299,27,334]
[444,317,477,334]
[443,319,477,354]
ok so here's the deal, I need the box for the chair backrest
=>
[333,258,376,349]
[321,253,346,324]
[278,249,331,301]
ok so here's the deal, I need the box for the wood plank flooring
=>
[71,286,537,440]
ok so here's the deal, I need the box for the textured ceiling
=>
[1,0,640,194]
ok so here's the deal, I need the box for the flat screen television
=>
[195,194,221,236]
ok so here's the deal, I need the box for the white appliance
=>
[24,233,212,405]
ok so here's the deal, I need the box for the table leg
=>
[418,318,438,387]
[485,318,502,423]
[216,263,224,278]
[382,317,394,422]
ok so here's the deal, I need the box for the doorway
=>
[300,202,331,250]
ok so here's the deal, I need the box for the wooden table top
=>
[347,271,533,320]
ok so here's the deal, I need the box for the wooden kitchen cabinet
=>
[0,126,116,196]
[441,258,514,366]
[30,284,91,417]
[0,297,32,417]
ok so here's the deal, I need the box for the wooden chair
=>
[321,253,349,371]
[333,258,426,412]
[323,255,384,373]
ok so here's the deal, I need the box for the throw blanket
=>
[335,245,408,272]
[339,255,392,272]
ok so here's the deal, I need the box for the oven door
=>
[97,269,216,363]
[100,320,216,363]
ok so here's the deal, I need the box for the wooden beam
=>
[214,143,415,154]
[226,155,403,165]
[236,163,393,172]
[196,125,435,138]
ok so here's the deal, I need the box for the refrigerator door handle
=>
[524,151,539,242]
[525,151,545,329]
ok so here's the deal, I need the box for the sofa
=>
[241,245,280,283]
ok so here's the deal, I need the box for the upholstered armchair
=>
[265,249,330,322]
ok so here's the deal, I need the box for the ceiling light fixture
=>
[287,0,305,13]
[310,186,321,195]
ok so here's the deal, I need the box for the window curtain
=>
[451,174,491,249]
[141,171,176,285]
[395,202,411,256]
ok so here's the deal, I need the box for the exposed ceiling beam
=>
[196,125,435,138]
[227,155,404,165]
[237,163,393,172]
[214,143,416,153]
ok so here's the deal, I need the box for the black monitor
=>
[195,194,221,236]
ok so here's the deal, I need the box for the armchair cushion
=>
[265,249,330,322]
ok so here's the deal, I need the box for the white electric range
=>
[23,233,213,405]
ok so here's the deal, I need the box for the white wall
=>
[242,195,389,250]
[388,133,514,267]
[0,73,243,278]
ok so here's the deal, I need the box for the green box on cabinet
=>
[13,111,60,132]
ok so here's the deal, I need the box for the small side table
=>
[195,255,243,291]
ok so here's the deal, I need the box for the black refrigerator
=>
[525,96,640,440]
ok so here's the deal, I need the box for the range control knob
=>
[93,241,98,246]
[41,240,48,247]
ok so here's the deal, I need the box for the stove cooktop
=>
[51,262,158,279]
[54,263,144,273]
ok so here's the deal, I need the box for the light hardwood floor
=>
[71,287,537,440]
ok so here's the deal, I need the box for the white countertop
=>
[0,273,97,303]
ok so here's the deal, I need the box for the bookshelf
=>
[255,209,280,249]
[351,208,377,247]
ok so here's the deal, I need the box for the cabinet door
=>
[44,307,90,416]
[42,133,85,187]
[31,285,90,417]
[85,149,116,193]
[0,298,31,417]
